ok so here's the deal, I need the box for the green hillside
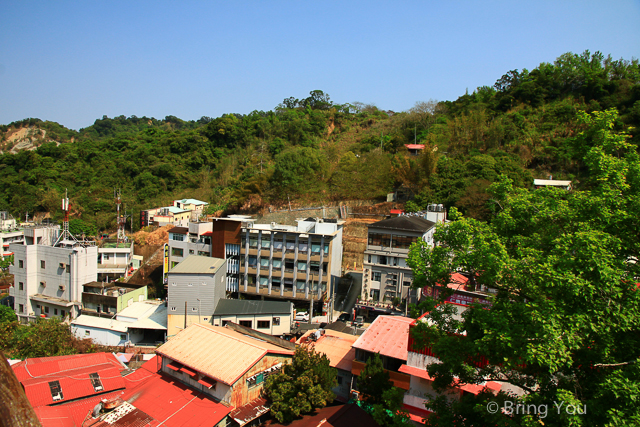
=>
[0,50,638,232]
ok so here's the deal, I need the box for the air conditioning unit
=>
[59,262,66,269]
[58,285,66,291]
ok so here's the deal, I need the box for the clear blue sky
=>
[1,1,639,130]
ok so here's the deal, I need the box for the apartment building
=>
[141,198,209,227]
[173,198,209,221]
[362,205,445,304]
[10,225,97,323]
[97,240,134,281]
[238,217,344,308]
[0,211,24,260]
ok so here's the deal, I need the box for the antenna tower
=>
[115,189,128,243]
[54,189,79,246]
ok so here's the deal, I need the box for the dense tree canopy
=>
[264,346,336,424]
[407,109,640,426]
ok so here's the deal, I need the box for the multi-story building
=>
[167,222,214,268]
[362,205,446,305]
[0,211,24,260]
[10,225,97,323]
[238,217,344,310]
[80,282,148,316]
[140,198,209,228]
[97,240,134,282]
[166,255,227,337]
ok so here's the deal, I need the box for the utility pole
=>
[309,275,314,323]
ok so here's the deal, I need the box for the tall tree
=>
[358,353,409,427]
[264,346,336,424]
[407,109,640,426]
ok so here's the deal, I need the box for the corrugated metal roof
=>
[13,353,127,408]
[214,299,293,316]
[168,255,225,275]
[167,226,188,234]
[368,216,435,232]
[352,316,414,361]
[533,179,572,186]
[156,324,294,385]
[71,315,129,333]
[127,304,167,330]
[176,198,208,206]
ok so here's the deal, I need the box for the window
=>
[248,256,257,267]
[392,235,417,249]
[45,306,49,314]
[171,307,177,311]
[239,320,252,328]
[379,256,388,265]
[85,330,90,336]
[103,254,110,261]
[66,265,70,273]
[171,248,184,257]
[284,260,294,272]
[297,261,307,271]
[41,260,46,269]
[296,281,306,291]
[368,233,391,247]
[61,310,65,317]
[260,258,270,267]
[272,259,282,269]
[54,308,58,315]
[337,376,343,385]
[19,304,24,313]
[259,276,268,286]
[89,373,103,392]
[189,250,194,254]
[222,320,229,326]
[311,243,321,254]
[324,244,329,255]
[192,307,198,312]
[261,239,271,249]
[249,238,258,248]
[198,251,208,256]
[257,320,270,329]
[19,260,23,268]
[171,261,179,268]
[273,317,280,326]
[49,381,63,401]
[172,233,184,241]
[19,282,23,291]
[368,254,371,263]
[372,271,381,282]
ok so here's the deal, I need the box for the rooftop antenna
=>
[54,189,79,247]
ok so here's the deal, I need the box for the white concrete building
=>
[9,225,97,323]
[97,240,134,281]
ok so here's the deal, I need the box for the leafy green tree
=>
[0,306,16,324]
[69,219,97,238]
[407,109,640,426]
[357,353,409,426]
[264,346,336,424]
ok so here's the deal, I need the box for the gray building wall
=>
[166,261,227,337]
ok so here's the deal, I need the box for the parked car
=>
[295,311,310,321]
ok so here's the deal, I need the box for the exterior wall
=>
[117,286,148,312]
[229,354,291,408]
[10,243,98,322]
[212,311,293,335]
[211,219,241,259]
[166,265,227,337]
[98,243,133,266]
[71,324,128,347]
[334,368,353,401]
[167,313,214,337]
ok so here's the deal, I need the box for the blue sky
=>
[1,1,639,130]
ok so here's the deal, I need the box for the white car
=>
[295,312,310,321]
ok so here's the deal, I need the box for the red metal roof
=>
[200,231,213,236]
[13,353,127,408]
[405,144,425,150]
[352,315,414,361]
[229,397,269,426]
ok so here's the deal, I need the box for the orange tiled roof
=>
[352,316,414,361]
[156,324,294,386]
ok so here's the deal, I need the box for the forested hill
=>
[0,51,638,232]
